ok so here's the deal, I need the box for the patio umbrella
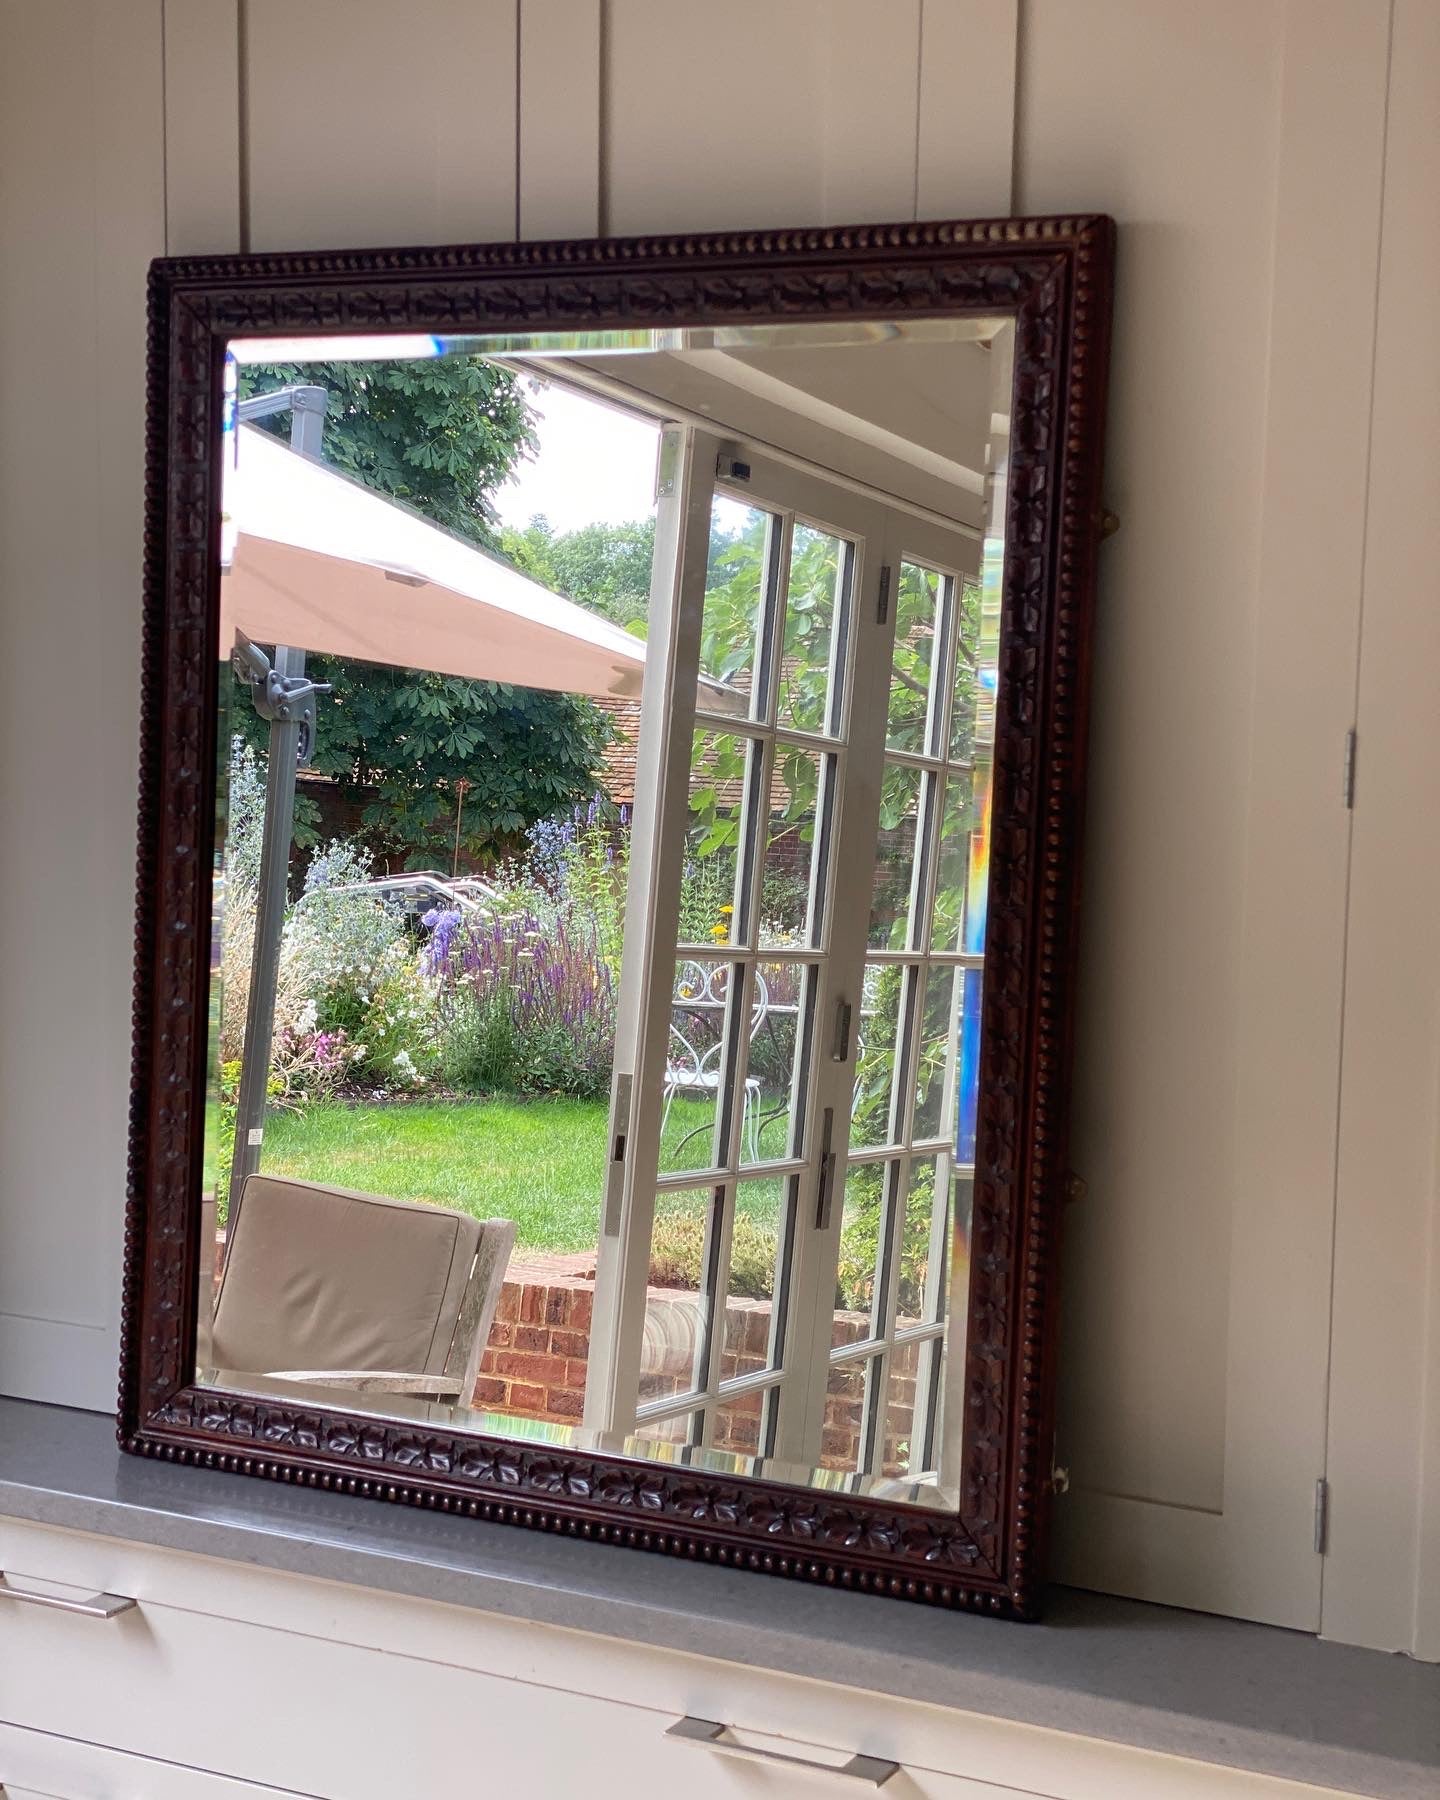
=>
[221,422,648,699]
[221,419,661,1218]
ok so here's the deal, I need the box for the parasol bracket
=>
[231,631,332,767]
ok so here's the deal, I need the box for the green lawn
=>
[259,1094,788,1255]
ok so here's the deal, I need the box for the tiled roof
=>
[592,695,807,813]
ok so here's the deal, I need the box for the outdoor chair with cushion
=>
[210,1173,515,1406]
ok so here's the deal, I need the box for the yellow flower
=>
[719,904,733,915]
[710,924,727,939]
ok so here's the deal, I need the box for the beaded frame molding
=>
[120,214,1115,1618]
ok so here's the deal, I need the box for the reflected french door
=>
[586,425,980,1479]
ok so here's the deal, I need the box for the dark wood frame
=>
[120,214,1114,1619]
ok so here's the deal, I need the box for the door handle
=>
[0,1570,137,1619]
[814,1106,837,1229]
[666,1716,899,1786]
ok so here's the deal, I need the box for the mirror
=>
[125,216,1113,1615]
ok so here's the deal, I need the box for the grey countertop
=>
[0,1396,1434,1798]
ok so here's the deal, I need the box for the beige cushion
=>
[213,1174,484,1379]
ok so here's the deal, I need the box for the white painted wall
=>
[0,0,164,1408]
[0,0,1434,1655]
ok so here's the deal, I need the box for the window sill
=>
[0,1396,1433,1799]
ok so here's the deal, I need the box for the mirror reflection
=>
[198,317,1012,1510]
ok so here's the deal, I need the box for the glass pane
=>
[956,968,983,1167]
[950,1173,976,1324]
[820,1356,874,1473]
[879,1344,926,1480]
[699,495,771,718]
[887,562,943,753]
[894,1154,951,1326]
[912,964,963,1143]
[744,961,808,1164]
[759,745,826,949]
[710,1387,767,1461]
[775,522,844,735]
[931,771,976,955]
[835,1156,896,1328]
[868,761,923,950]
[660,961,735,1175]
[949,578,984,760]
[680,729,751,948]
[849,963,907,1151]
[640,1185,718,1402]
[632,1411,696,1449]
[721,1174,787,1374]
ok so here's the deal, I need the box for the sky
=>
[493,379,660,535]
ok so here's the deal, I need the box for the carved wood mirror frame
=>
[120,214,1114,1618]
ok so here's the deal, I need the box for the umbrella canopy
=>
[221,424,647,699]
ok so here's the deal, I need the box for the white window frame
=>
[585,425,980,1485]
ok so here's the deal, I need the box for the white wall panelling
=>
[916,0,1019,218]
[1323,0,1440,1661]
[161,0,241,255]
[2,0,1438,1648]
[1021,0,1392,1632]
[0,0,166,1410]
[604,0,931,234]
[242,0,518,251]
[518,0,600,237]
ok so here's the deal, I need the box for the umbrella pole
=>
[228,670,304,1216]
[226,389,328,1225]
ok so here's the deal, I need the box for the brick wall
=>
[475,1262,927,1476]
[215,1234,928,1478]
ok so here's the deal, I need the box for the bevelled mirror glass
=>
[124,217,1114,1617]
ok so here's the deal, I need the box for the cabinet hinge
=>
[876,564,892,625]
[1342,729,1357,809]
[1314,1477,1330,1554]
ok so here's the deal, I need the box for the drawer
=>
[0,1721,309,1797]
[0,1584,1029,1792]
[0,1557,1027,1800]
[0,1519,1358,1800]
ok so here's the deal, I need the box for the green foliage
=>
[233,356,612,864]
[501,515,656,632]
[835,965,954,1315]
[834,1159,938,1319]
[553,805,630,982]
[648,1206,778,1301]
[240,355,534,547]
[677,845,738,944]
[231,662,613,865]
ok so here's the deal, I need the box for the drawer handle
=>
[0,1569,137,1619]
[666,1716,899,1786]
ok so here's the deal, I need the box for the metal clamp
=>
[666,1717,899,1786]
[0,1570,137,1619]
[232,630,332,767]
